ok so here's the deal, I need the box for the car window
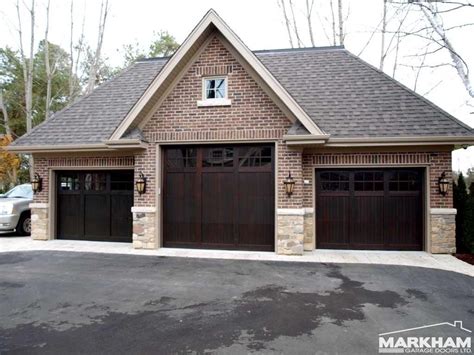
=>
[4,185,33,199]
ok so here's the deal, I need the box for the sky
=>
[1,0,473,172]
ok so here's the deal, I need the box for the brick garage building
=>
[10,10,473,255]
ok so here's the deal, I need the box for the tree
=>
[409,1,474,98]
[120,31,179,68]
[85,0,109,95]
[453,172,468,252]
[0,135,21,190]
[463,182,474,253]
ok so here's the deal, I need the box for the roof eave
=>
[6,141,146,153]
[283,135,474,147]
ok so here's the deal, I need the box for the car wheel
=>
[17,213,31,236]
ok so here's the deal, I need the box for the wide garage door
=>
[163,145,275,251]
[316,169,423,250]
[57,170,134,242]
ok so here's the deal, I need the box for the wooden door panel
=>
[110,194,133,240]
[238,172,274,249]
[201,172,235,246]
[164,172,199,245]
[57,194,82,239]
[163,145,275,251]
[351,196,385,248]
[316,195,350,248]
[316,169,423,251]
[57,171,133,242]
[84,195,109,239]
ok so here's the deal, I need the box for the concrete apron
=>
[0,237,472,277]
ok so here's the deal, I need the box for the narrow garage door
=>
[57,171,134,242]
[316,169,423,250]
[163,145,275,251]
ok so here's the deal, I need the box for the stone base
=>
[303,208,314,251]
[30,203,49,240]
[277,209,304,255]
[132,206,157,249]
[430,208,456,254]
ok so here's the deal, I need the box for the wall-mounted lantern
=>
[135,172,147,195]
[438,171,450,196]
[283,171,295,197]
[31,173,42,194]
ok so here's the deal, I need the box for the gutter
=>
[6,139,147,153]
[284,135,474,147]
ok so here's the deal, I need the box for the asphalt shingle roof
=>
[13,47,472,146]
[255,48,472,137]
[13,59,167,146]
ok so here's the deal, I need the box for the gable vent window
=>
[197,77,232,107]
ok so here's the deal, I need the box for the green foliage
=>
[463,182,474,253]
[0,41,75,137]
[120,31,179,68]
[454,173,468,251]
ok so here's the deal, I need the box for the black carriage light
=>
[135,172,147,195]
[31,173,42,194]
[283,171,295,197]
[438,171,450,196]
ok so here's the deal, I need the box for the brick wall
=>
[302,151,453,208]
[139,35,298,209]
[134,144,156,207]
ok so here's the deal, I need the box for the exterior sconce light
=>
[135,172,147,195]
[438,171,450,196]
[31,173,42,194]
[283,171,295,196]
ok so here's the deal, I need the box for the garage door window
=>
[319,172,349,191]
[60,174,80,191]
[166,148,197,169]
[389,171,420,192]
[354,171,384,191]
[239,146,272,168]
[202,147,234,167]
[84,173,106,191]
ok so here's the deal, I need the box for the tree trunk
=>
[44,0,52,121]
[338,0,344,45]
[86,0,109,95]
[279,0,294,48]
[305,0,316,47]
[330,0,337,46]
[0,90,11,136]
[289,0,303,47]
[380,0,387,70]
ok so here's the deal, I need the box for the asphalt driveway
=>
[0,251,472,354]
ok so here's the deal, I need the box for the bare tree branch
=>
[278,0,294,48]
[288,0,303,47]
[305,0,316,46]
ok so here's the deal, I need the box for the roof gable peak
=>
[110,9,328,141]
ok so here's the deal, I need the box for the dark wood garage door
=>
[316,169,423,250]
[163,145,275,251]
[57,170,134,242]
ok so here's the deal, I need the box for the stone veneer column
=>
[277,209,305,255]
[303,208,314,251]
[30,203,49,240]
[132,206,157,249]
[430,208,456,254]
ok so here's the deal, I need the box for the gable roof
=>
[109,9,327,140]
[9,11,473,151]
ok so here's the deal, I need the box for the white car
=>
[0,184,33,235]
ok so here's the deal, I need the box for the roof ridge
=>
[137,45,346,63]
[254,45,345,54]
[343,50,473,134]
